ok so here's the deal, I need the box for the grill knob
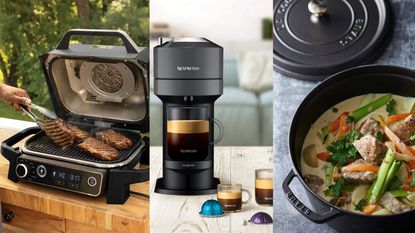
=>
[16,164,28,179]
[87,177,97,187]
[36,165,47,178]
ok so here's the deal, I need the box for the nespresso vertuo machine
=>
[154,37,223,195]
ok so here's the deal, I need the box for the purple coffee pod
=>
[249,212,273,224]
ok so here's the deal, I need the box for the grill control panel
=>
[16,155,107,196]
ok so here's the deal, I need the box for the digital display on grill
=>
[52,170,81,183]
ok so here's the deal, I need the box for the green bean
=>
[380,160,402,195]
[368,148,395,204]
[351,94,392,122]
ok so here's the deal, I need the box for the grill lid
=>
[273,0,391,80]
[40,29,149,131]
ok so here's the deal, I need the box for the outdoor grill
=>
[1,29,149,204]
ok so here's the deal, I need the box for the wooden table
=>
[0,128,149,233]
[150,147,273,233]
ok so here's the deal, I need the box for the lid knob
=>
[308,0,327,16]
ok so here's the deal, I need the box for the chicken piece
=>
[341,159,377,184]
[67,124,90,142]
[96,129,133,150]
[303,174,324,193]
[390,114,415,143]
[353,135,387,164]
[359,118,383,136]
[379,192,413,214]
[78,137,119,161]
[43,119,75,147]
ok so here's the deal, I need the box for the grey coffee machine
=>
[154,37,224,195]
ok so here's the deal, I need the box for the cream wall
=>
[150,0,273,58]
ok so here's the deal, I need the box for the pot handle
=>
[56,29,139,54]
[282,169,342,223]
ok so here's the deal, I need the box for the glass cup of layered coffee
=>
[217,183,251,212]
[255,169,273,206]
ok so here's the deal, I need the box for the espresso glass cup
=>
[217,183,251,212]
[255,169,273,206]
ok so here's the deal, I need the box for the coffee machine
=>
[154,37,223,195]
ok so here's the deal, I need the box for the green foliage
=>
[0,0,149,118]
[0,102,31,121]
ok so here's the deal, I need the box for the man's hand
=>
[0,84,31,111]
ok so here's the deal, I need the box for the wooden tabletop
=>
[150,147,273,233]
[0,128,149,233]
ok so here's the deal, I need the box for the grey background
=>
[273,0,415,232]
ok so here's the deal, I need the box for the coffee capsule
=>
[199,199,225,217]
[249,212,273,224]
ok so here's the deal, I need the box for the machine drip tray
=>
[155,177,219,195]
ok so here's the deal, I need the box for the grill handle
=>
[56,29,140,54]
[1,127,42,182]
[106,167,149,204]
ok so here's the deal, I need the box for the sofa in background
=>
[150,59,272,146]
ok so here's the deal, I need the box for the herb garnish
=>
[409,134,415,145]
[324,177,346,204]
[332,107,339,113]
[346,116,355,124]
[409,173,415,188]
[318,125,329,144]
[387,176,403,191]
[355,199,368,211]
[327,130,361,166]
[386,99,396,116]
[375,131,385,142]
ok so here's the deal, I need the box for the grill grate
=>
[24,130,141,165]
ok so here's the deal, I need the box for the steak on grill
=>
[67,124,90,142]
[43,119,75,147]
[78,137,119,161]
[96,129,133,150]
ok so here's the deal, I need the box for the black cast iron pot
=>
[283,65,415,233]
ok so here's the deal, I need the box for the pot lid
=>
[40,29,149,131]
[273,0,391,81]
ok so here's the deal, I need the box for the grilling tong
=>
[19,103,57,128]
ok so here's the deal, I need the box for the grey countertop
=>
[273,0,415,232]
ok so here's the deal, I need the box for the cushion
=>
[237,50,273,94]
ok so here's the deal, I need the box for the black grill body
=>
[1,29,149,204]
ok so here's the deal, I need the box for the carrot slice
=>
[342,164,380,173]
[329,112,349,133]
[384,126,415,157]
[317,152,331,161]
[363,204,379,215]
[338,114,348,139]
[408,146,415,157]
[386,113,412,125]
[408,160,415,170]
[403,183,415,192]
